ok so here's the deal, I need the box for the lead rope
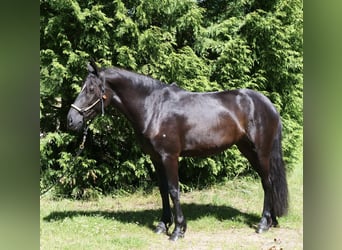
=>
[101,76,106,116]
[101,95,104,116]
[40,124,89,198]
[76,125,89,154]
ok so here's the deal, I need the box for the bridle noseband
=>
[71,98,102,114]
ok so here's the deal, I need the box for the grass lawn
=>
[40,161,302,249]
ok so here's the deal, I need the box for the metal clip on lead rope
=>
[77,125,89,155]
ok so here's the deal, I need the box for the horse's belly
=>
[180,143,233,157]
[181,129,236,157]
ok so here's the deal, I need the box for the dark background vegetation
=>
[40,0,303,198]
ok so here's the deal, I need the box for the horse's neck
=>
[107,73,156,132]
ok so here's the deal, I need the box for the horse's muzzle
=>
[67,110,84,131]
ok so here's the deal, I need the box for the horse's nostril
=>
[68,117,73,126]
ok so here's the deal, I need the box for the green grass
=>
[40,161,302,249]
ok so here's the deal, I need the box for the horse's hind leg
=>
[257,156,277,233]
[253,125,288,233]
[237,139,276,233]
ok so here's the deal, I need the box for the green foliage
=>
[40,0,303,197]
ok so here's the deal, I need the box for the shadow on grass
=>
[43,203,260,231]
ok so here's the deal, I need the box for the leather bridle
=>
[70,78,107,117]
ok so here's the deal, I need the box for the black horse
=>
[67,61,288,241]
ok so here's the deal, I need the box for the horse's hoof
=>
[154,226,166,234]
[256,216,272,233]
[256,224,270,233]
[272,218,279,227]
[154,222,167,234]
[169,232,184,241]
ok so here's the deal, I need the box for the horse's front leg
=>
[153,161,174,234]
[162,154,187,241]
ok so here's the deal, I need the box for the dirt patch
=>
[153,227,303,250]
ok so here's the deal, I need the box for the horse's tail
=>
[269,122,289,217]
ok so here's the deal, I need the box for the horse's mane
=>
[103,67,171,91]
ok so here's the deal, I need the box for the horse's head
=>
[67,61,110,131]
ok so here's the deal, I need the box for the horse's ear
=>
[88,59,99,76]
